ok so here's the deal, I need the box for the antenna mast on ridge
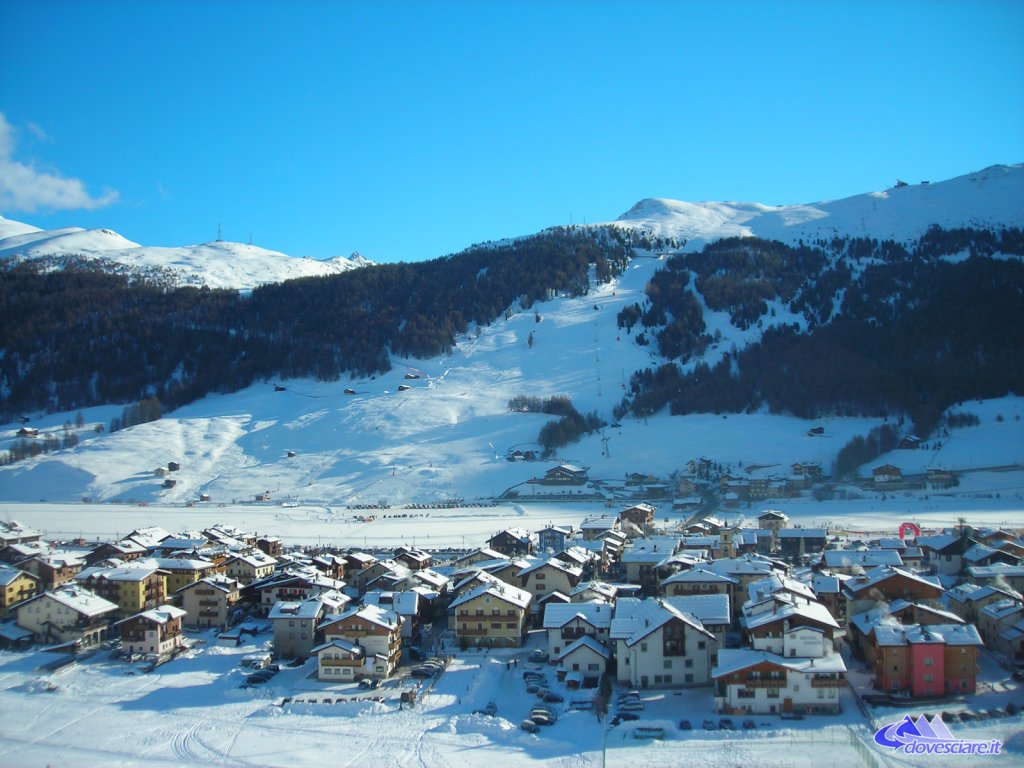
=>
[217,223,223,242]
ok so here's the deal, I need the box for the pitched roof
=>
[542,601,613,630]
[448,579,532,611]
[35,586,117,617]
[557,635,611,660]
[610,597,714,647]
[712,648,846,679]
[118,604,186,626]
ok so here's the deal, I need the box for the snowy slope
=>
[610,164,1024,249]
[0,219,370,290]
[1,240,1022,519]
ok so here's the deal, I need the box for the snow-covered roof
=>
[448,579,531,611]
[776,528,826,539]
[323,603,402,631]
[979,599,1024,621]
[518,558,582,579]
[542,601,613,630]
[557,635,611,660]
[36,586,117,618]
[664,594,730,626]
[712,648,846,678]
[661,567,738,586]
[119,604,186,626]
[610,597,714,647]
[746,573,816,603]
[311,638,364,657]
[0,567,35,586]
[742,593,839,631]
[968,562,1024,578]
[269,599,327,621]
[844,565,941,596]
[873,622,983,648]
[822,549,903,568]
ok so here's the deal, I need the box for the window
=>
[654,675,662,684]
[506,622,516,629]
[588,663,599,671]
[684,659,693,668]
[640,642,647,652]
[698,641,706,650]
[491,623,501,629]
[663,660,672,670]
[923,673,933,683]
[923,657,933,667]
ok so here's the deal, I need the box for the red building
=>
[869,622,983,697]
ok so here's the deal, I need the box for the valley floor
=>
[0,625,1020,768]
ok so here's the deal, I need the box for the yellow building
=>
[450,577,532,648]
[0,567,39,618]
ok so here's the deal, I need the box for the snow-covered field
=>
[0,628,1020,768]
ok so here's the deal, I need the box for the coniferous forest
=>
[2,224,1022,438]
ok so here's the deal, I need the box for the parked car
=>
[617,699,644,711]
[958,711,977,722]
[358,678,380,689]
[520,719,540,733]
[542,692,564,704]
[528,649,549,663]
[617,690,640,702]
[742,719,756,730]
[529,709,556,726]
[678,719,692,730]
[410,665,436,678]
[719,718,735,731]
[702,719,718,730]
[526,682,545,694]
[611,712,639,726]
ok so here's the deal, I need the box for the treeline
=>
[0,227,636,418]
[833,423,900,478]
[617,226,1024,435]
[537,402,606,457]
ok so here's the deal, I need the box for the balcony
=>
[810,677,845,688]
[459,627,488,637]
[743,678,786,688]
[320,657,360,667]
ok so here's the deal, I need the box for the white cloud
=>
[0,112,118,213]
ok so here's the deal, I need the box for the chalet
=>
[255,570,348,616]
[809,571,851,627]
[775,529,827,559]
[394,546,432,571]
[319,604,403,678]
[17,426,40,438]
[661,568,738,601]
[450,548,508,570]
[537,464,589,486]
[362,590,420,640]
[223,551,278,585]
[0,567,39,618]
[978,599,1024,661]
[666,594,731,649]
[610,597,717,689]
[918,532,977,577]
[518,559,583,605]
[449,578,532,648]
[311,553,347,580]
[619,503,656,528]
[537,526,572,553]
[790,462,823,480]
[556,636,611,688]
[85,540,148,567]
[16,586,118,647]
[570,580,620,605]
[843,566,943,615]
[22,552,85,591]
[312,639,369,683]
[344,551,378,574]
[872,464,903,484]
[898,435,921,450]
[713,649,845,715]
[580,517,620,541]
[741,593,839,653]
[487,528,534,557]
[0,520,43,548]
[963,543,1020,570]
[177,576,241,628]
[116,604,187,658]
[543,601,614,659]
[257,536,283,557]
[926,468,956,489]
[757,510,790,536]
[942,582,1019,625]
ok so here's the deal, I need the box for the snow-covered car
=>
[528,649,549,663]
[483,701,497,716]
[542,692,563,703]
[520,719,540,733]
[617,698,643,711]
[702,719,718,730]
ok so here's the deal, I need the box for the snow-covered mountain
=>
[0,216,370,290]
[608,163,1023,249]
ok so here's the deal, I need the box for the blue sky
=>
[1,1,1022,263]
